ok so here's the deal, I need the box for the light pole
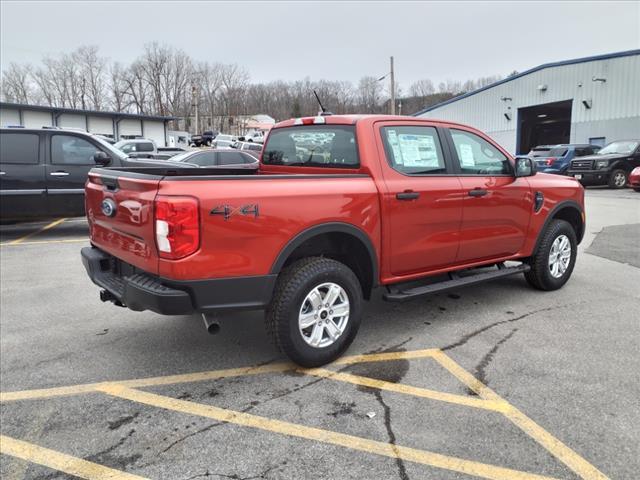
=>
[377,56,396,115]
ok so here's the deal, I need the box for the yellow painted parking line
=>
[0,362,295,402]
[431,350,610,480]
[302,368,510,412]
[0,237,88,247]
[7,217,67,245]
[0,349,439,403]
[331,348,440,365]
[0,434,148,480]
[98,384,559,480]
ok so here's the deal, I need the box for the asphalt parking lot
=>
[1,188,638,480]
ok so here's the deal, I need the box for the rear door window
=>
[0,133,40,164]
[218,152,252,165]
[185,152,216,166]
[549,147,568,157]
[380,126,446,175]
[137,142,154,152]
[262,125,359,168]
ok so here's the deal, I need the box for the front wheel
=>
[525,219,577,291]
[266,257,362,367]
[608,169,628,189]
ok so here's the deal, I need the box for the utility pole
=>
[390,56,396,115]
[191,84,199,135]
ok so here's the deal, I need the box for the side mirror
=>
[515,157,536,177]
[93,151,111,166]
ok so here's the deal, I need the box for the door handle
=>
[50,171,70,177]
[468,188,488,197]
[396,191,420,200]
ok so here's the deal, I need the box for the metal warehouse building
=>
[0,102,175,147]
[415,50,640,155]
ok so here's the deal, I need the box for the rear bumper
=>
[81,247,277,315]
[567,170,610,185]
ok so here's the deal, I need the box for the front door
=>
[46,133,104,216]
[377,123,463,277]
[446,127,532,263]
[0,131,47,219]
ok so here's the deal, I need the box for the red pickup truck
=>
[81,115,585,366]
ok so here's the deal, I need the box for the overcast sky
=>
[1,1,639,90]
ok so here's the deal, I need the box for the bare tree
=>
[409,79,435,99]
[357,76,383,113]
[74,46,107,110]
[0,63,32,103]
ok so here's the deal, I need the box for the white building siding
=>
[57,113,86,129]
[88,116,114,136]
[142,121,166,147]
[0,108,20,126]
[22,111,52,128]
[118,119,143,137]
[418,52,640,153]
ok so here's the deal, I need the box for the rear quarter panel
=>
[156,176,381,280]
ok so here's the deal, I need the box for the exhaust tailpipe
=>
[202,313,220,335]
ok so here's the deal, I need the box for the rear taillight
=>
[154,195,200,259]
[545,157,555,165]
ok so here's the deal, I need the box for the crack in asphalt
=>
[182,465,278,480]
[474,328,519,388]
[441,305,563,351]
[374,390,410,480]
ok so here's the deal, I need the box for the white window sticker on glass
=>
[387,129,402,162]
[458,143,475,167]
[397,134,439,167]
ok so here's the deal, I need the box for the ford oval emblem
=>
[101,199,117,217]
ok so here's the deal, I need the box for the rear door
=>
[376,122,464,277]
[46,133,106,216]
[0,131,47,218]
[445,127,532,263]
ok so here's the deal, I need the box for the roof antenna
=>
[313,90,332,116]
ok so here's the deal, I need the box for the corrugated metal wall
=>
[418,54,640,153]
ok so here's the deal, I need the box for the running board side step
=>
[383,263,530,302]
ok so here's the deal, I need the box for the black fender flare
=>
[533,200,585,252]
[270,222,379,287]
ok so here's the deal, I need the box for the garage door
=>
[57,114,86,130]
[23,111,53,128]
[0,108,20,127]
[88,116,114,136]
[143,121,166,147]
[118,119,142,137]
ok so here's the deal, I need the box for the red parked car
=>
[630,166,640,192]
[81,115,585,366]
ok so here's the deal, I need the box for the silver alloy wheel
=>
[548,234,571,278]
[298,282,350,349]
[613,171,627,187]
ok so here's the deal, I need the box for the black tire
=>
[608,169,628,189]
[205,140,212,147]
[266,257,363,367]
[633,187,640,193]
[525,219,577,291]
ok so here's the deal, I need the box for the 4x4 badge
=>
[210,204,259,221]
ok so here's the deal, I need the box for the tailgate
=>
[85,170,161,274]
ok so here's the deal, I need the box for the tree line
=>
[1,43,503,125]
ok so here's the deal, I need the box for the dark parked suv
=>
[0,128,181,220]
[567,140,640,188]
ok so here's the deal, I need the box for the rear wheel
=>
[608,169,628,189]
[266,257,362,367]
[525,219,577,291]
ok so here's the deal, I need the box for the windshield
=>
[597,141,638,155]
[262,125,359,168]
[95,136,128,160]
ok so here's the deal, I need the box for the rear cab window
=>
[262,125,359,168]
[0,133,40,164]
